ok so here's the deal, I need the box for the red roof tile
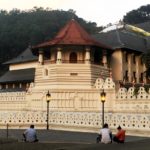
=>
[33,19,111,49]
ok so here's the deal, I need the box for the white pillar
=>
[143,63,147,83]
[6,84,8,89]
[102,51,107,67]
[85,46,91,64]
[19,83,22,88]
[136,56,140,83]
[57,47,62,64]
[38,50,44,65]
[128,53,133,82]
[12,84,15,89]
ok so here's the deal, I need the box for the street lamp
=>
[46,91,51,130]
[100,89,106,127]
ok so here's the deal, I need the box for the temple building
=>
[0,47,38,91]
[0,20,149,91]
[0,20,150,136]
[0,19,113,91]
[31,19,113,89]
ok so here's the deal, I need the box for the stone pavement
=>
[0,129,149,150]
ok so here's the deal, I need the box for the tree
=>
[123,4,150,24]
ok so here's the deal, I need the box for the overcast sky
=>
[0,0,149,26]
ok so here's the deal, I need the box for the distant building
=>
[0,47,38,91]
[93,21,150,85]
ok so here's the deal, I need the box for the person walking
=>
[23,125,39,142]
[98,123,112,144]
[113,125,126,143]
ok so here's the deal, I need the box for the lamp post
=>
[46,91,51,130]
[100,89,106,127]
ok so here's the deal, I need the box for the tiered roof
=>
[33,19,111,49]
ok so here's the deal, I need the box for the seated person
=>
[99,123,112,144]
[113,125,125,143]
[23,125,38,142]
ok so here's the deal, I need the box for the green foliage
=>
[123,4,150,24]
[0,7,102,75]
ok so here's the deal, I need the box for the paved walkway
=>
[0,129,149,143]
[0,129,149,150]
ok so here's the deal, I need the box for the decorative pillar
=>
[136,56,140,83]
[12,84,15,89]
[143,63,147,83]
[38,50,44,65]
[102,51,107,67]
[6,84,8,89]
[56,47,62,64]
[85,46,91,64]
[19,83,22,88]
[128,54,132,82]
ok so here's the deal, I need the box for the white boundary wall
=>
[0,78,150,136]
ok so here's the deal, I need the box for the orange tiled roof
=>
[34,19,111,49]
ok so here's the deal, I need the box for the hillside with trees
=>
[123,4,150,24]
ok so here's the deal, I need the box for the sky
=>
[0,0,149,26]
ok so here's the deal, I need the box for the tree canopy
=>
[123,4,150,24]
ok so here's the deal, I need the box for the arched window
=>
[69,52,77,63]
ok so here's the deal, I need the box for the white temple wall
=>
[34,64,109,89]
[0,78,150,136]
[0,92,26,111]
[9,62,38,71]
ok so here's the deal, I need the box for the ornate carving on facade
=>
[94,78,104,89]
[0,111,150,136]
[127,87,136,99]
[94,77,115,89]
[116,88,127,99]
[103,78,115,89]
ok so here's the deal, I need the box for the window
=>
[125,70,128,81]
[133,72,136,82]
[140,73,143,82]
[69,52,77,63]
[45,69,48,76]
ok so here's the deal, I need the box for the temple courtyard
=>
[0,129,149,150]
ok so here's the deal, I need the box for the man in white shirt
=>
[23,125,38,142]
[99,123,112,144]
